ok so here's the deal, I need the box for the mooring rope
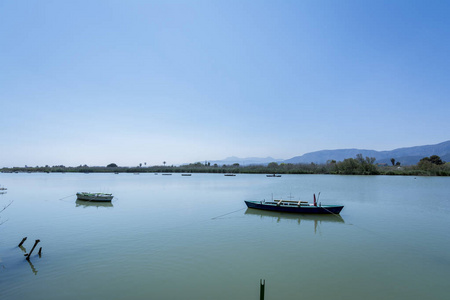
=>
[139,207,247,257]
[58,194,76,201]
[211,207,246,220]
[321,205,344,220]
[320,205,384,236]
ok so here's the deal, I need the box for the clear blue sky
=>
[1,0,449,167]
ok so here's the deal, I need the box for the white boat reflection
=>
[75,199,114,208]
[244,208,345,224]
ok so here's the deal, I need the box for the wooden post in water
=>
[260,279,265,300]
[18,237,27,247]
[26,240,40,260]
[38,247,42,256]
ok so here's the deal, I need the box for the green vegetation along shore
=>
[2,155,449,176]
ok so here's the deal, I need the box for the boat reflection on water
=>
[245,208,344,233]
[75,200,114,208]
[245,208,344,223]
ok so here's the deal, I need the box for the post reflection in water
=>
[27,259,38,275]
[18,244,39,275]
[244,208,345,233]
[75,200,114,208]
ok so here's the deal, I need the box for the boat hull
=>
[76,193,113,202]
[245,201,343,214]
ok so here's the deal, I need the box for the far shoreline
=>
[2,162,449,177]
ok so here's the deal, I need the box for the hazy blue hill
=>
[441,153,450,163]
[208,156,284,166]
[283,149,382,164]
[375,156,425,166]
[207,141,450,167]
[284,140,450,165]
[386,141,450,157]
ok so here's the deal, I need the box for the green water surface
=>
[0,173,449,299]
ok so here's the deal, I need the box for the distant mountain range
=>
[208,156,284,166]
[209,141,450,166]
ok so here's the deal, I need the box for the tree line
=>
[1,155,449,176]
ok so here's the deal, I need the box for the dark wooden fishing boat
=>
[245,194,343,214]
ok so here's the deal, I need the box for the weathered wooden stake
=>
[26,239,40,260]
[260,279,265,300]
[18,237,27,247]
[38,247,42,256]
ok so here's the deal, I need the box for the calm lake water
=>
[0,173,449,299]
